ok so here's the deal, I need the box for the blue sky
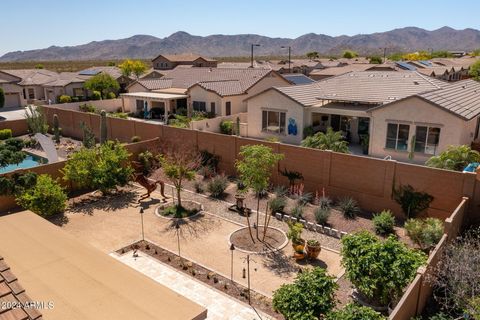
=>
[2,0,479,56]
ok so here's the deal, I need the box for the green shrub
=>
[0,172,37,196]
[23,138,37,148]
[0,129,12,140]
[269,196,287,214]
[219,120,233,135]
[108,112,129,119]
[71,96,79,102]
[194,181,204,194]
[207,175,228,198]
[369,56,383,64]
[273,185,288,197]
[106,92,116,99]
[91,91,102,100]
[58,95,72,103]
[426,145,480,171]
[341,231,426,306]
[16,174,67,217]
[138,150,154,175]
[130,136,141,143]
[272,267,338,320]
[326,303,386,320]
[338,196,360,219]
[0,138,26,167]
[79,103,97,113]
[315,207,331,225]
[405,218,444,251]
[303,125,314,138]
[290,204,304,218]
[25,105,48,134]
[372,210,395,235]
[393,184,434,218]
[287,222,304,244]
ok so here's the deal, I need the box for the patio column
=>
[164,99,168,122]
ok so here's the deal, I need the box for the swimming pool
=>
[0,153,48,174]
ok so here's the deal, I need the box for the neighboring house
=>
[42,72,88,102]
[244,71,480,164]
[152,54,217,70]
[78,66,134,92]
[396,57,479,82]
[282,74,316,85]
[122,68,291,119]
[309,63,397,81]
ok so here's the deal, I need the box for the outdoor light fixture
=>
[250,44,261,68]
[139,207,145,241]
[230,243,235,282]
[175,222,181,258]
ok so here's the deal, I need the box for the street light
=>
[250,44,260,68]
[281,46,291,73]
[229,244,235,282]
[175,222,181,258]
[139,207,145,241]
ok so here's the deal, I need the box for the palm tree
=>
[301,127,349,153]
[425,145,480,171]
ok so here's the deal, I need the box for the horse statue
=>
[132,161,168,203]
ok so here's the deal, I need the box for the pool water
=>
[0,154,48,174]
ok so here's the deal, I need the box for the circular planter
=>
[351,288,388,312]
[228,226,288,254]
[155,200,204,221]
[306,241,321,260]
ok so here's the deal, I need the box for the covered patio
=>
[121,91,188,121]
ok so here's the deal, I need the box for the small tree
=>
[0,88,4,108]
[235,144,284,242]
[426,145,480,171]
[469,60,480,81]
[119,59,147,79]
[280,168,303,189]
[62,141,133,195]
[326,303,386,320]
[159,144,201,207]
[272,267,338,320]
[84,73,120,99]
[343,50,358,59]
[0,138,26,167]
[16,174,67,217]
[341,231,426,306]
[301,127,349,153]
[306,51,320,60]
[405,218,444,251]
[393,184,434,218]
[369,56,383,64]
[25,105,48,134]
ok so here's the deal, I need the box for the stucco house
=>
[122,68,291,119]
[152,54,217,70]
[245,71,480,164]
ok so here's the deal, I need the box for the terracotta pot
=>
[291,239,305,253]
[306,242,321,259]
[293,251,306,261]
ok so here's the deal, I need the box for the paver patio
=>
[60,186,343,297]
[112,251,274,320]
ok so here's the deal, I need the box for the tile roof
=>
[274,71,445,106]
[0,256,42,320]
[1,69,58,86]
[78,66,124,79]
[156,54,216,62]
[309,63,395,76]
[418,79,480,120]
[282,74,315,85]
[43,72,87,87]
[134,68,276,96]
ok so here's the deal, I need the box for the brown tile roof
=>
[309,63,395,76]
[0,69,58,86]
[155,54,216,62]
[274,71,445,106]
[134,68,278,96]
[0,256,42,320]
[78,66,124,79]
[418,79,480,120]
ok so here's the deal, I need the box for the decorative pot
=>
[235,193,246,210]
[293,251,306,261]
[291,239,305,253]
[306,242,321,259]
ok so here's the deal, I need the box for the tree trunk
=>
[177,187,182,207]
[246,211,255,243]
[256,194,260,240]
[262,202,269,241]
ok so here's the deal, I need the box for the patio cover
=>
[120,91,188,100]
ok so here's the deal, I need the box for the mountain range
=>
[2,26,480,62]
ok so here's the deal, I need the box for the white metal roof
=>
[120,91,188,100]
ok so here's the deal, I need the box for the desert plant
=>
[0,138,26,167]
[301,127,349,153]
[369,56,383,64]
[80,122,96,148]
[341,231,426,306]
[0,129,12,140]
[58,95,72,103]
[273,185,288,197]
[79,103,97,113]
[194,181,204,194]
[269,196,287,214]
[343,50,358,59]
[25,105,48,134]
[0,172,37,196]
[84,73,120,99]
[290,204,304,219]
[106,92,116,99]
[16,174,67,217]
[315,207,331,225]
[62,140,133,195]
[405,218,444,251]
[318,196,332,210]
[280,168,304,188]
[91,91,102,100]
[296,192,313,206]
[272,267,338,320]
[393,184,434,218]
[426,145,480,171]
[338,197,360,219]
[219,120,233,135]
[53,114,61,143]
[100,110,107,144]
[200,150,220,173]
[372,210,395,235]
[287,222,304,244]
[130,135,141,143]
[236,144,284,242]
[137,150,155,175]
[265,136,280,143]
[207,174,228,198]
[326,303,386,320]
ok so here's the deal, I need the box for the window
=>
[386,123,410,151]
[73,88,84,97]
[192,101,206,112]
[210,102,216,115]
[262,110,286,134]
[415,126,440,154]
[136,99,144,111]
[225,102,231,116]
[27,88,35,99]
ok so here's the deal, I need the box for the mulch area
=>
[230,226,287,253]
[18,133,82,159]
[117,240,284,320]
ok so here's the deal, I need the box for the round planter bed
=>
[228,226,288,254]
[155,200,204,221]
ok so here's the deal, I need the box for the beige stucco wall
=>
[369,96,474,164]
[246,89,305,144]
[0,83,25,107]
[127,83,149,93]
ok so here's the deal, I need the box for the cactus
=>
[236,117,240,136]
[53,114,60,143]
[80,122,95,148]
[100,110,107,144]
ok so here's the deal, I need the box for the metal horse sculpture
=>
[132,161,168,203]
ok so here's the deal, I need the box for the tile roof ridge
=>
[413,71,443,89]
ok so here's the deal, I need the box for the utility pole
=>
[281,46,291,73]
[251,44,260,68]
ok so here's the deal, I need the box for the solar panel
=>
[283,74,315,85]
[418,60,433,67]
[396,62,417,71]
[78,69,101,76]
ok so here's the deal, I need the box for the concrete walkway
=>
[112,251,274,320]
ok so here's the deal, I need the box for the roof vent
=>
[413,81,420,85]
[387,96,397,100]
[462,85,466,89]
